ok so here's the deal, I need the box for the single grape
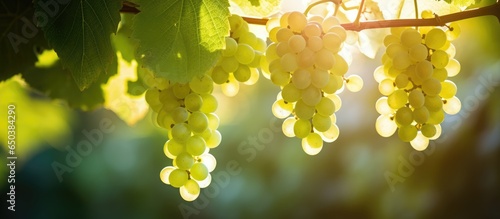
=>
[294,119,311,138]
[180,179,200,201]
[398,125,418,142]
[169,169,189,188]
[425,28,447,49]
[190,162,209,181]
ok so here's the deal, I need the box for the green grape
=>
[145,89,162,112]
[446,23,461,41]
[160,166,175,185]
[421,10,434,19]
[221,56,239,73]
[287,11,307,32]
[392,52,411,70]
[302,86,322,106]
[443,96,461,115]
[302,132,323,156]
[425,28,447,49]
[376,115,397,137]
[387,89,408,109]
[292,69,311,89]
[410,132,429,151]
[271,68,291,86]
[175,152,195,170]
[282,83,302,103]
[409,43,428,62]
[188,112,209,133]
[345,75,363,92]
[294,119,311,138]
[272,99,293,119]
[297,47,315,68]
[395,107,413,126]
[320,122,340,143]
[400,28,422,48]
[235,44,255,65]
[185,93,203,112]
[314,48,334,70]
[327,26,346,42]
[288,35,306,53]
[295,99,315,120]
[171,107,189,123]
[385,43,406,58]
[421,124,437,138]
[169,169,189,188]
[383,34,399,47]
[186,135,206,156]
[379,79,395,96]
[398,125,418,142]
[427,109,445,125]
[166,139,184,157]
[416,60,433,80]
[233,64,251,82]
[206,130,222,148]
[276,41,291,57]
[221,75,240,97]
[276,27,294,42]
[330,54,348,76]
[180,179,200,201]
[307,36,323,52]
[266,43,279,62]
[310,69,330,89]
[190,163,209,181]
[375,97,393,115]
[328,94,342,112]
[323,32,342,52]
[413,106,430,124]
[323,74,342,94]
[157,111,175,129]
[445,43,456,59]
[282,117,297,137]
[206,113,220,130]
[445,58,461,77]
[316,97,335,116]
[222,37,238,57]
[281,52,299,72]
[430,124,442,140]
[395,73,409,88]
[189,75,213,94]
[432,68,448,82]
[171,123,191,142]
[199,153,217,172]
[312,113,331,132]
[408,89,425,108]
[440,80,457,99]
[424,95,443,111]
[374,66,386,83]
[200,94,218,113]
[430,50,449,69]
[422,78,442,96]
[303,23,322,38]
[322,16,340,32]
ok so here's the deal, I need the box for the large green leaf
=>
[34,0,122,90]
[0,0,49,81]
[132,0,230,83]
[230,0,280,17]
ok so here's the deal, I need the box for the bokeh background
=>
[1,0,500,218]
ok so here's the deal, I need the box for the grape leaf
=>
[445,0,479,8]
[132,0,230,83]
[230,0,280,17]
[0,0,49,81]
[34,0,122,91]
[112,14,138,62]
[22,50,117,110]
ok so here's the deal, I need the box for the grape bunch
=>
[209,14,266,97]
[144,73,221,201]
[264,12,363,155]
[374,17,462,151]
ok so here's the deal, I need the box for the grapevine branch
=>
[119,1,500,32]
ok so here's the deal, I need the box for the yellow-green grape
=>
[180,179,200,201]
[280,52,299,72]
[295,99,315,120]
[206,113,220,130]
[376,115,397,137]
[328,94,342,112]
[428,109,445,125]
[413,106,430,124]
[287,11,307,32]
[282,117,297,137]
[327,26,346,42]
[430,124,442,140]
[446,23,461,41]
[320,122,340,143]
[206,130,222,148]
[314,48,334,70]
[398,125,418,142]
[200,94,218,113]
[311,69,330,89]
[322,32,342,52]
[165,139,184,157]
[171,107,189,123]
[190,162,209,181]
[440,80,457,99]
[292,69,311,89]
[186,135,206,156]
[386,43,405,59]
[410,132,429,151]
[443,96,461,115]
[270,68,291,86]
[221,56,239,73]
[221,75,240,97]
[395,73,409,88]
[425,28,447,49]
[432,68,448,82]
[395,107,413,126]
[392,52,411,70]
[400,28,422,48]
[171,123,191,142]
[222,37,238,57]
[379,79,395,96]
[331,54,348,76]
[297,47,315,68]
[303,23,322,38]
[301,86,322,106]
[383,34,399,47]
[375,97,393,115]
[189,75,213,94]
[184,93,203,112]
[345,75,363,92]
[276,41,290,57]
[445,58,461,77]
[387,89,408,109]
[321,16,340,32]
[234,65,251,82]
[422,78,442,96]
[169,169,189,188]
[282,83,301,103]
[420,123,437,138]
[188,111,209,133]
[312,113,331,132]
[175,152,194,170]
[145,89,162,112]
[288,35,306,52]
[323,74,343,94]
[430,50,449,69]
[160,166,175,185]
[276,27,294,42]
[243,66,260,85]
[416,60,433,80]
[424,95,443,111]
[316,97,335,116]
[294,119,311,138]
[421,10,434,19]
[307,36,323,52]
[157,110,174,129]
[408,89,425,108]
[235,44,255,65]
[272,99,293,119]
[302,133,323,156]
[172,83,191,99]
[409,44,428,62]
